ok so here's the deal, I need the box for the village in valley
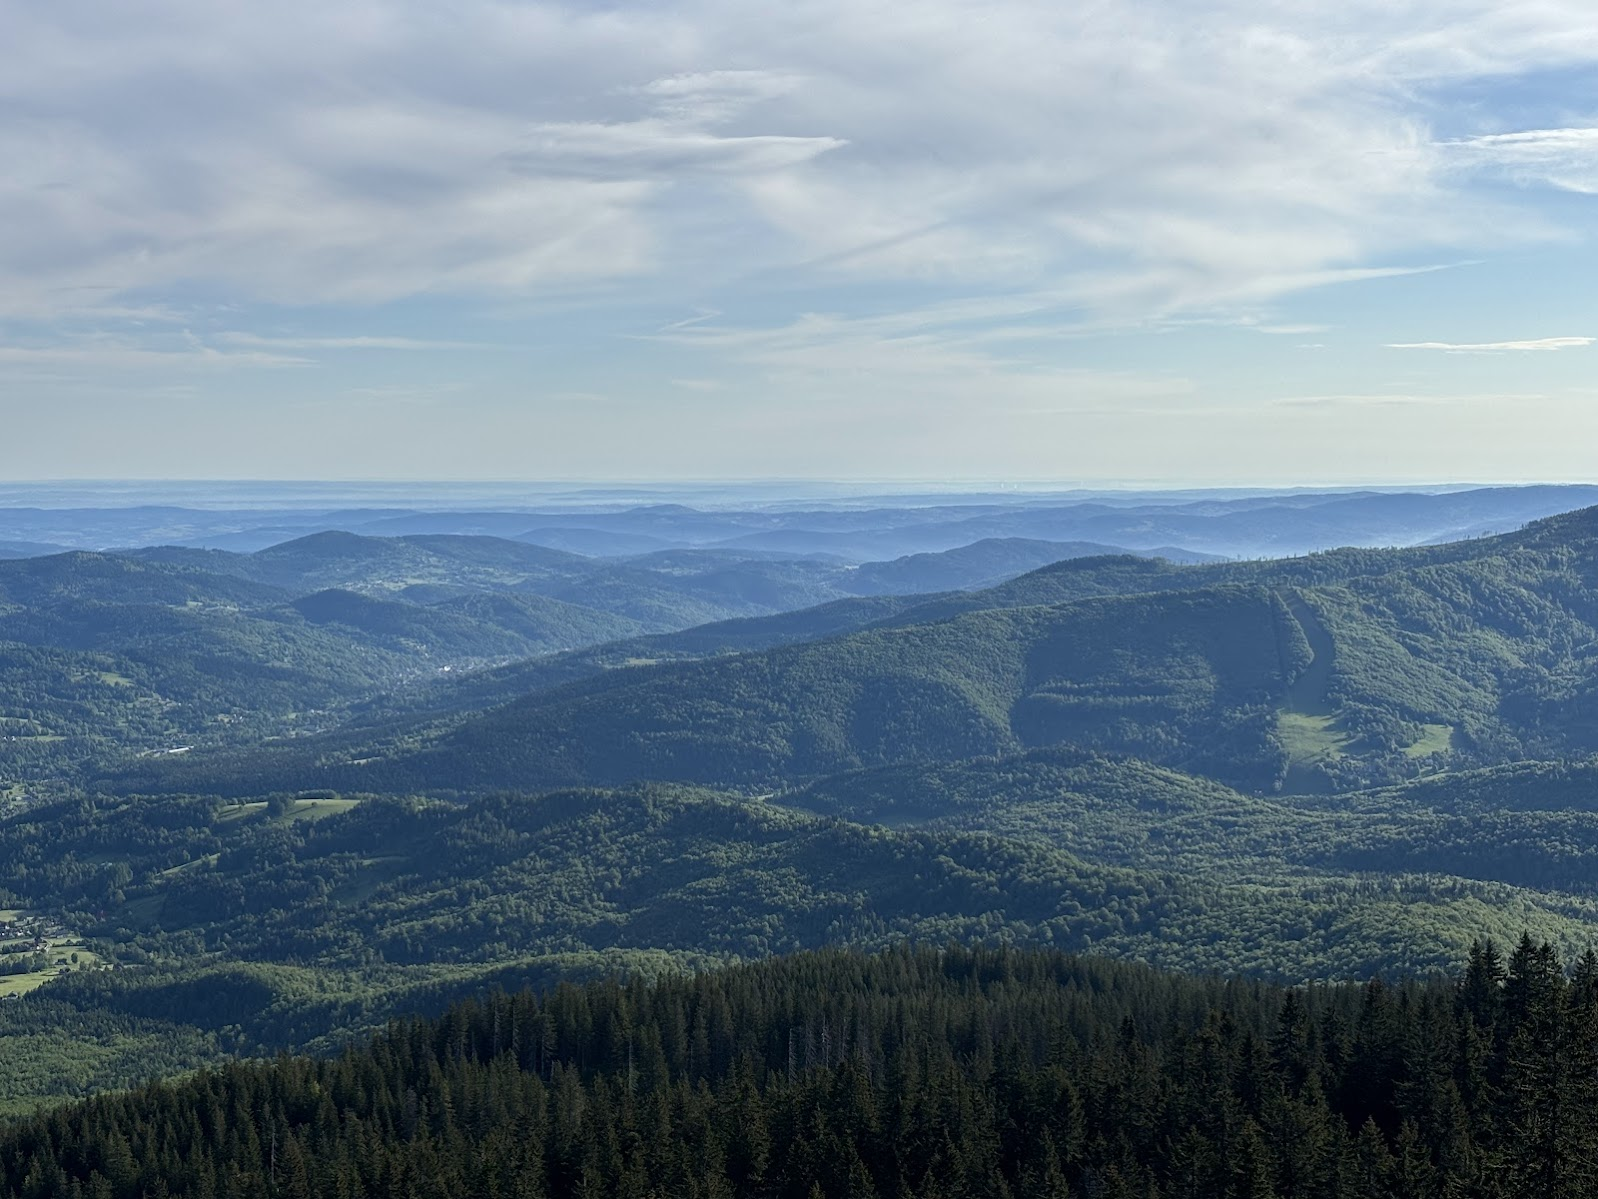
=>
[0,910,109,999]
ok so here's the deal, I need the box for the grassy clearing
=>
[1277,712,1354,768]
[1405,723,1457,759]
[288,798,361,823]
[2,968,76,998]
[217,797,362,827]
[216,801,268,824]
[0,947,104,999]
[159,853,220,878]
[1276,711,1358,795]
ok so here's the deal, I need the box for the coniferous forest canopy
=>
[13,484,1598,1196]
[6,942,1598,1199]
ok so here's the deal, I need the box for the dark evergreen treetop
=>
[3,941,1597,1199]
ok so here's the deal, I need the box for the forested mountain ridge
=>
[19,497,1598,1125]
[0,552,286,609]
[42,504,1598,800]
[786,749,1598,895]
[107,583,1304,795]
[123,530,593,592]
[0,554,645,785]
[883,499,1598,626]
[0,532,1150,788]
[332,593,941,724]
[17,781,1596,987]
[123,530,1205,627]
[112,504,1598,798]
[5,941,1598,1199]
[836,536,1218,593]
[11,481,1598,557]
[16,749,1598,1108]
[0,541,67,561]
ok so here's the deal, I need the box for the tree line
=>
[5,939,1598,1198]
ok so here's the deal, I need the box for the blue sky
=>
[5,0,1598,483]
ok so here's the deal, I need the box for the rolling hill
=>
[120,531,1162,631]
[7,532,1186,787]
[12,779,1598,988]
[0,553,639,785]
[106,504,1598,799]
[24,493,1598,1119]
[107,583,1302,795]
[0,540,68,560]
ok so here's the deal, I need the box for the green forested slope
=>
[8,783,1597,986]
[130,531,594,595]
[0,598,627,785]
[787,749,1598,895]
[0,550,641,784]
[125,532,1065,630]
[0,551,293,608]
[838,536,1166,593]
[110,585,1300,795]
[6,942,1598,1199]
[13,755,1598,1107]
[344,593,936,722]
[20,510,1598,1123]
[287,588,641,659]
[889,504,1598,625]
[113,506,1598,799]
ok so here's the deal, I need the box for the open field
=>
[1405,722,1457,758]
[217,796,362,825]
[0,911,106,999]
[1277,711,1353,766]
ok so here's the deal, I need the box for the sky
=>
[5,0,1598,484]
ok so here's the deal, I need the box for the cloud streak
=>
[1447,127,1598,194]
[3,0,1595,321]
[8,1,1598,481]
[214,333,488,352]
[1388,337,1594,352]
[0,344,308,371]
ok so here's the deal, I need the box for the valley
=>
[8,483,1598,1167]
[12,1,1598,1187]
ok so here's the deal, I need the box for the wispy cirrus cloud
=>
[1387,336,1594,352]
[3,0,1595,323]
[0,343,308,371]
[1274,394,1446,408]
[1446,127,1598,194]
[214,333,489,352]
[9,0,1598,480]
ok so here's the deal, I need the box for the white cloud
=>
[4,0,1598,325]
[655,308,1195,420]
[1463,127,1598,195]
[1272,394,1452,408]
[1387,337,1594,351]
[214,333,487,351]
[0,343,308,371]
[638,70,805,123]
[510,121,844,179]
[1445,127,1598,194]
[1253,323,1333,336]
